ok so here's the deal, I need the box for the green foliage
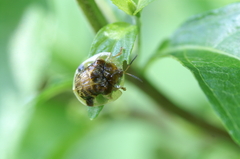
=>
[2,0,240,159]
[111,0,155,15]
[152,3,240,145]
[87,105,104,120]
[89,22,138,63]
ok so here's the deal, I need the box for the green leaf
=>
[152,3,240,145]
[111,0,155,16]
[90,22,138,63]
[132,0,156,15]
[87,106,104,120]
[110,0,136,16]
[87,22,138,119]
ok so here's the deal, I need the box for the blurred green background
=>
[1,0,240,159]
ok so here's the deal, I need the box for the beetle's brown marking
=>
[74,58,124,106]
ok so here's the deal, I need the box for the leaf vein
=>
[182,52,240,133]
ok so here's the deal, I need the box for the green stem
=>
[76,0,235,144]
[134,13,142,56]
[127,68,233,142]
[76,0,108,32]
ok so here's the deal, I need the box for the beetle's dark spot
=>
[93,84,99,91]
[91,77,97,82]
[78,64,84,72]
[86,97,94,106]
[91,70,103,83]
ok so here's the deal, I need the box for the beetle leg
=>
[105,52,112,62]
[113,47,123,57]
[115,85,126,91]
[106,47,124,62]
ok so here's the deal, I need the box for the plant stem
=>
[134,14,142,56]
[127,68,233,142]
[76,0,108,32]
[76,0,235,144]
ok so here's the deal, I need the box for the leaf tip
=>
[87,105,104,120]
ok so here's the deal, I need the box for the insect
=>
[73,48,139,107]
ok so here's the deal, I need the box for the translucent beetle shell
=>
[73,52,126,107]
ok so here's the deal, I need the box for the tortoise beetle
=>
[73,49,128,107]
